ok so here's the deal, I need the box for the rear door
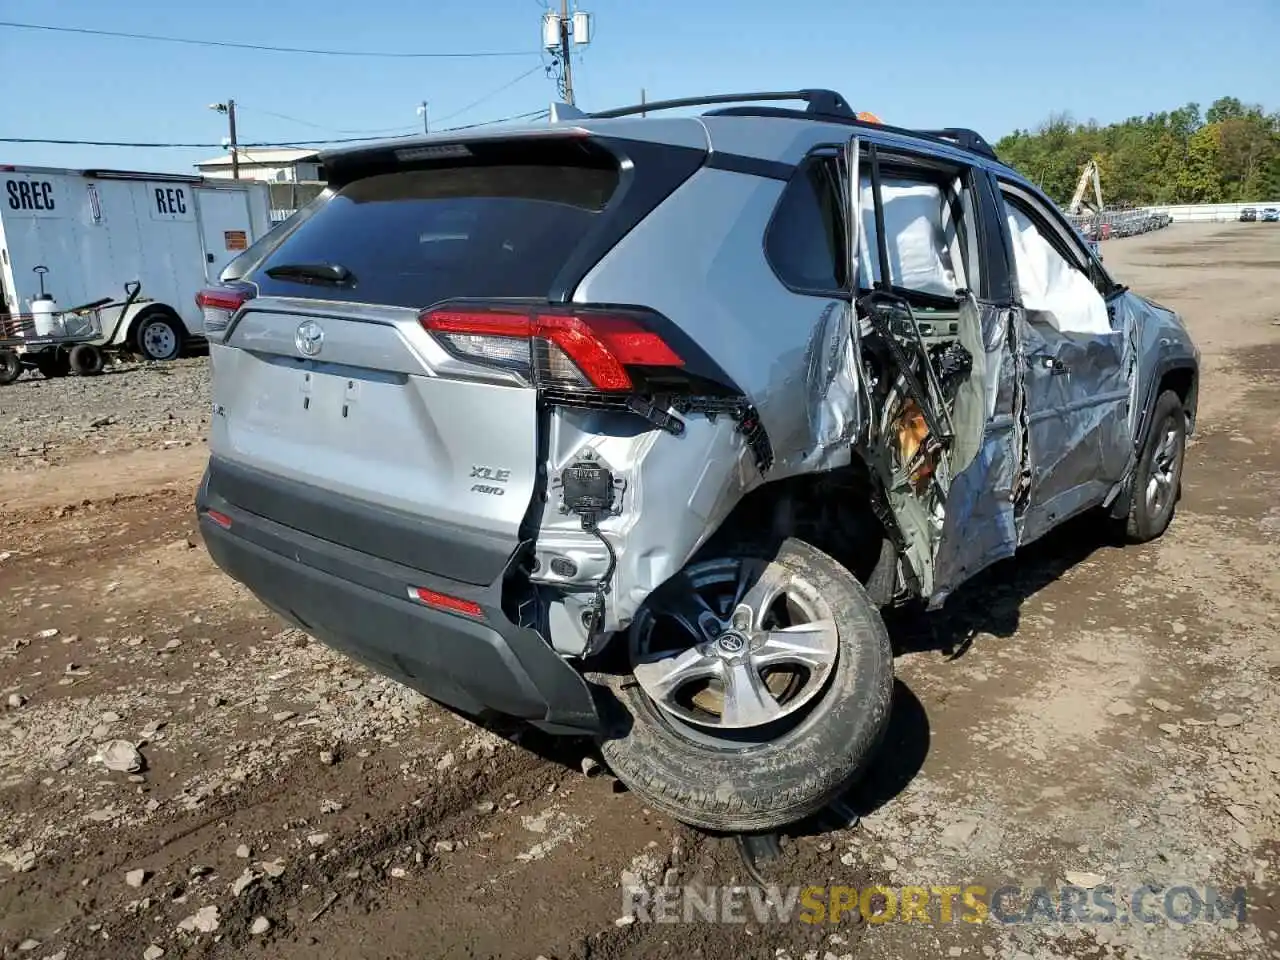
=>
[196,187,254,283]
[208,143,625,584]
[847,138,1019,603]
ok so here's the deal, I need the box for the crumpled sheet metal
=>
[1017,310,1133,536]
[930,300,1019,605]
[797,300,861,473]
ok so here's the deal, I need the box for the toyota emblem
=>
[295,320,324,357]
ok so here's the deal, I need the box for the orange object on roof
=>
[856,111,882,124]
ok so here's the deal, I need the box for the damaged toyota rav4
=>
[195,90,1199,832]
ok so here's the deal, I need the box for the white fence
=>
[1146,201,1280,223]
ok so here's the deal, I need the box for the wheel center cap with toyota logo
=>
[295,320,324,357]
[716,631,747,654]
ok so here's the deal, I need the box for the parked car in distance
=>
[1240,207,1258,222]
[195,88,1201,832]
[1261,208,1279,223]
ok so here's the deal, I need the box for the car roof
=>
[321,89,1030,187]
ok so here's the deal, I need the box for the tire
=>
[590,537,894,832]
[1125,389,1187,542]
[134,312,183,361]
[68,343,105,376]
[0,350,20,385]
[34,350,71,379]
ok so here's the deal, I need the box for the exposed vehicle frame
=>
[195,89,1200,831]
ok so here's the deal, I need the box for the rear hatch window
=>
[248,144,620,307]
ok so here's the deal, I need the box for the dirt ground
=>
[1,223,1278,960]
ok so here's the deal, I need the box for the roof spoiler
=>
[549,101,588,123]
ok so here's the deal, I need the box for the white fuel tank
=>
[30,296,64,338]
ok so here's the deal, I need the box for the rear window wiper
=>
[263,262,356,286]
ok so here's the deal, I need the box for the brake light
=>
[421,306,683,392]
[410,586,484,619]
[195,287,252,336]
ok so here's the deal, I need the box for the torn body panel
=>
[929,299,1021,606]
[798,299,863,472]
[533,407,760,655]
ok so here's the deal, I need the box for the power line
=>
[432,64,549,124]
[238,106,419,137]
[236,62,550,136]
[0,19,541,59]
[0,110,552,149]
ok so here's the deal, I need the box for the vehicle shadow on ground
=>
[505,517,1116,846]
[886,513,1116,662]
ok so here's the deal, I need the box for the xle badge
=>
[470,465,511,497]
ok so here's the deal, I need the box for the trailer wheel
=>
[0,350,20,385]
[69,343,105,376]
[34,351,71,379]
[135,311,183,362]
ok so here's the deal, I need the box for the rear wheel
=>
[1125,389,1187,542]
[68,343,105,376]
[135,312,183,361]
[591,537,894,832]
[0,349,20,385]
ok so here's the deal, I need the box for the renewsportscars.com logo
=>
[622,883,1248,926]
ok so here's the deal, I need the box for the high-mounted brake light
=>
[421,306,683,392]
[195,287,253,336]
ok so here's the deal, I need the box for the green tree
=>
[995,97,1279,205]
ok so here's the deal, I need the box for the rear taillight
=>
[195,287,253,337]
[421,306,683,392]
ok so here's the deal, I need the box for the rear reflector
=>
[195,287,253,335]
[421,306,683,392]
[410,586,484,619]
[203,509,232,529]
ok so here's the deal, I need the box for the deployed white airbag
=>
[1006,206,1111,335]
[858,177,961,298]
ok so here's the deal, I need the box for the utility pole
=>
[208,100,239,180]
[640,88,646,117]
[541,4,590,106]
[558,0,574,106]
[418,101,429,134]
[228,99,239,180]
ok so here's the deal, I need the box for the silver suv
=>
[195,90,1199,831]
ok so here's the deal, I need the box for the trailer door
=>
[196,188,254,282]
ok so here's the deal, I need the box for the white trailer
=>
[0,165,271,362]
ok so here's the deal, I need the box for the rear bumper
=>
[196,464,601,734]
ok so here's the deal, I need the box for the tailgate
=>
[209,304,537,584]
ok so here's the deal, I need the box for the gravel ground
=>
[0,224,1278,960]
[0,358,210,464]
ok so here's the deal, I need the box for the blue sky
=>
[2,0,1277,174]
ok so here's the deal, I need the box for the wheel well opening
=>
[704,457,888,584]
[1160,367,1197,430]
[127,304,188,342]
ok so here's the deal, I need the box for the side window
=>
[1000,188,1113,336]
[1000,184,1113,298]
[765,156,847,295]
[858,166,977,301]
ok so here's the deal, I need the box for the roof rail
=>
[700,106,999,162]
[588,89,854,120]
[585,89,1000,163]
[913,128,997,160]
